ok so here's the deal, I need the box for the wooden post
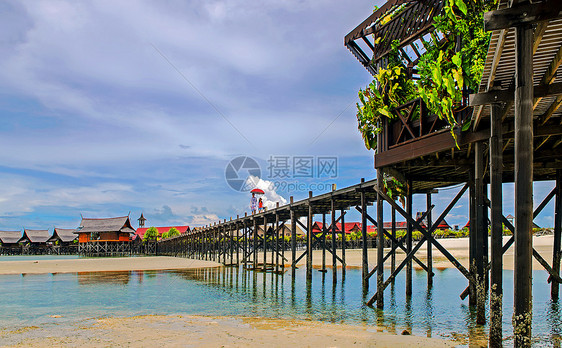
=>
[553,170,562,299]
[290,197,297,269]
[230,224,234,264]
[426,192,433,288]
[275,206,280,273]
[469,168,477,306]
[475,141,486,325]
[341,208,346,275]
[236,217,240,265]
[322,213,327,271]
[253,219,258,269]
[307,191,313,281]
[377,171,384,308]
[513,23,533,347]
[361,178,369,290]
[263,216,268,271]
[391,206,396,277]
[490,102,503,346]
[406,180,413,297]
[331,198,337,275]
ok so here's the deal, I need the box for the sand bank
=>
[0,315,453,347]
[283,235,555,271]
[0,256,221,275]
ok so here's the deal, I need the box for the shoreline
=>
[0,314,454,347]
[0,256,221,275]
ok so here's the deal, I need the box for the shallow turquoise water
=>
[0,260,560,346]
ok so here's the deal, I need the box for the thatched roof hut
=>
[21,229,51,244]
[0,230,23,245]
[75,216,136,243]
[48,228,78,244]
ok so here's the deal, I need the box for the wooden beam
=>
[470,82,562,106]
[534,44,562,108]
[374,128,490,168]
[540,96,562,125]
[484,0,562,31]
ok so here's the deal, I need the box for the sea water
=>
[0,258,560,346]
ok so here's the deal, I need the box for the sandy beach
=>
[0,314,454,347]
[0,256,221,275]
[285,235,556,271]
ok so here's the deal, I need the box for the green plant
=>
[143,227,159,242]
[356,0,495,199]
[167,227,180,238]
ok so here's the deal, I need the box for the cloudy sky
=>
[0,1,556,231]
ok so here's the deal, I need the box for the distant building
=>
[75,216,136,243]
[135,226,190,240]
[0,230,23,248]
[311,222,362,234]
[48,228,78,245]
[20,229,51,246]
[255,224,305,237]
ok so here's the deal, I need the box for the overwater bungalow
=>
[48,228,78,246]
[20,229,51,247]
[75,216,136,256]
[0,230,23,248]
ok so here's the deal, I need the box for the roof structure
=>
[345,0,443,75]
[76,216,136,234]
[0,231,23,244]
[22,229,51,243]
[136,226,189,239]
[312,222,362,234]
[49,228,78,243]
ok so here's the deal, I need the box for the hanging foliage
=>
[356,0,496,200]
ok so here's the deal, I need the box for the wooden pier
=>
[159,0,562,346]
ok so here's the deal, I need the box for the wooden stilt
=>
[377,170,384,308]
[469,168,477,306]
[361,178,369,290]
[513,23,533,347]
[322,213,327,271]
[490,102,504,346]
[391,206,396,277]
[331,198,337,277]
[290,197,297,269]
[263,216,268,271]
[307,191,313,280]
[406,180,413,297]
[475,141,486,325]
[426,192,433,288]
[552,170,562,298]
[253,219,258,269]
[341,208,346,275]
[275,209,280,273]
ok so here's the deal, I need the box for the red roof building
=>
[311,222,363,234]
[135,226,190,240]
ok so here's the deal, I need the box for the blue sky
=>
[0,1,556,230]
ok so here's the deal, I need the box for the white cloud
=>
[245,175,288,210]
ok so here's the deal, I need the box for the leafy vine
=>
[356,0,496,200]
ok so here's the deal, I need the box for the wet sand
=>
[0,256,221,275]
[0,315,454,347]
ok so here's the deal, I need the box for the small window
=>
[91,232,100,240]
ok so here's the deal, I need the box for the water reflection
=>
[77,271,131,285]
[1,266,561,345]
